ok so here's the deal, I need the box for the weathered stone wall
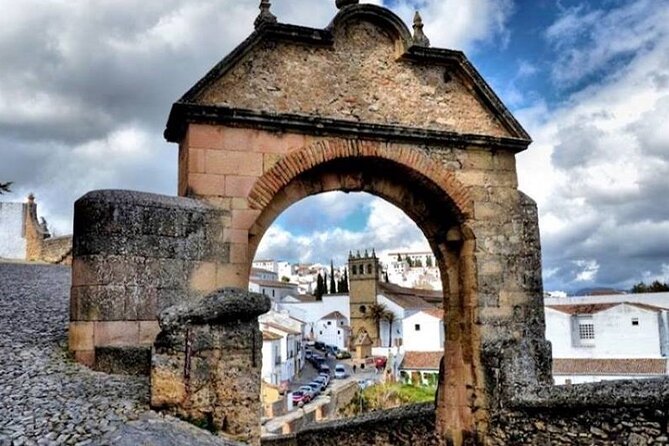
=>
[151,288,270,446]
[40,235,73,264]
[199,21,509,138]
[262,404,440,446]
[68,190,229,372]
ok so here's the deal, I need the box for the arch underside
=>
[248,151,486,442]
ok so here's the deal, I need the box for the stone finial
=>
[336,0,359,9]
[254,0,277,29]
[412,11,430,47]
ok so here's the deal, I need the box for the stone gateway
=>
[68,2,669,445]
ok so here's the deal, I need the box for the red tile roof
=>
[553,358,668,375]
[320,311,348,321]
[378,282,437,310]
[262,331,282,341]
[422,308,444,319]
[400,351,443,371]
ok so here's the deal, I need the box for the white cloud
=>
[517,0,669,291]
[255,193,430,265]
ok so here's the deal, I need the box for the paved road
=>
[0,262,233,446]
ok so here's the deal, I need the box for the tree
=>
[415,258,423,267]
[315,274,325,301]
[426,256,433,267]
[330,260,337,294]
[339,268,349,293]
[396,253,402,262]
[323,271,329,294]
[406,257,414,267]
[281,276,290,283]
[365,303,387,346]
[631,280,669,293]
[383,311,396,347]
[0,182,12,194]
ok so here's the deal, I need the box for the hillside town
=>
[252,249,669,426]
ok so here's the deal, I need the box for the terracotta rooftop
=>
[546,302,669,315]
[400,351,443,371]
[262,331,282,342]
[378,282,437,310]
[553,358,668,375]
[422,308,444,319]
[320,311,348,321]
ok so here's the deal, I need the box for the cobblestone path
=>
[0,263,149,446]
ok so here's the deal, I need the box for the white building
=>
[313,311,350,350]
[261,331,283,385]
[0,202,26,260]
[402,308,444,353]
[259,310,305,385]
[249,278,298,302]
[545,296,669,384]
[250,267,278,281]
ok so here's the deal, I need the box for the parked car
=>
[334,364,347,379]
[374,356,387,369]
[305,349,313,360]
[325,345,339,355]
[319,364,331,375]
[314,341,326,351]
[307,381,322,396]
[335,350,352,359]
[299,385,316,400]
[292,391,311,406]
[318,372,331,386]
[313,376,328,391]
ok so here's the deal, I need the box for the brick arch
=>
[245,138,485,442]
[247,139,473,219]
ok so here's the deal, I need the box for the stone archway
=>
[245,138,486,440]
[69,3,550,445]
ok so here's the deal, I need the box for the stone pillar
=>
[151,288,271,445]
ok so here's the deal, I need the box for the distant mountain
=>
[571,287,627,297]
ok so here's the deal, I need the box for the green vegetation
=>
[339,382,436,417]
[631,280,669,293]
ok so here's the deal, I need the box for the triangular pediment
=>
[166,5,530,149]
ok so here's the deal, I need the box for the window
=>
[360,305,367,314]
[340,321,344,325]
[272,289,275,297]
[415,324,421,331]
[319,331,323,335]
[351,265,357,275]
[327,321,332,325]
[367,264,372,274]
[579,323,594,340]
[337,330,341,335]
[632,318,639,326]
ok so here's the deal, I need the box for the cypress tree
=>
[330,260,337,294]
[323,271,328,294]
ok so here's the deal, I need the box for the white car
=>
[334,364,347,379]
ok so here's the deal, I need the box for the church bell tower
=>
[348,249,381,345]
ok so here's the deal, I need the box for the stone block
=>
[189,262,218,293]
[69,322,94,351]
[139,320,161,345]
[205,150,263,176]
[74,350,95,367]
[225,175,257,198]
[231,209,261,230]
[188,148,206,173]
[95,321,140,347]
[216,263,250,289]
[189,173,226,196]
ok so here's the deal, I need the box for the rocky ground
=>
[0,262,235,446]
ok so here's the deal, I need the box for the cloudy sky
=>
[1,0,667,292]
